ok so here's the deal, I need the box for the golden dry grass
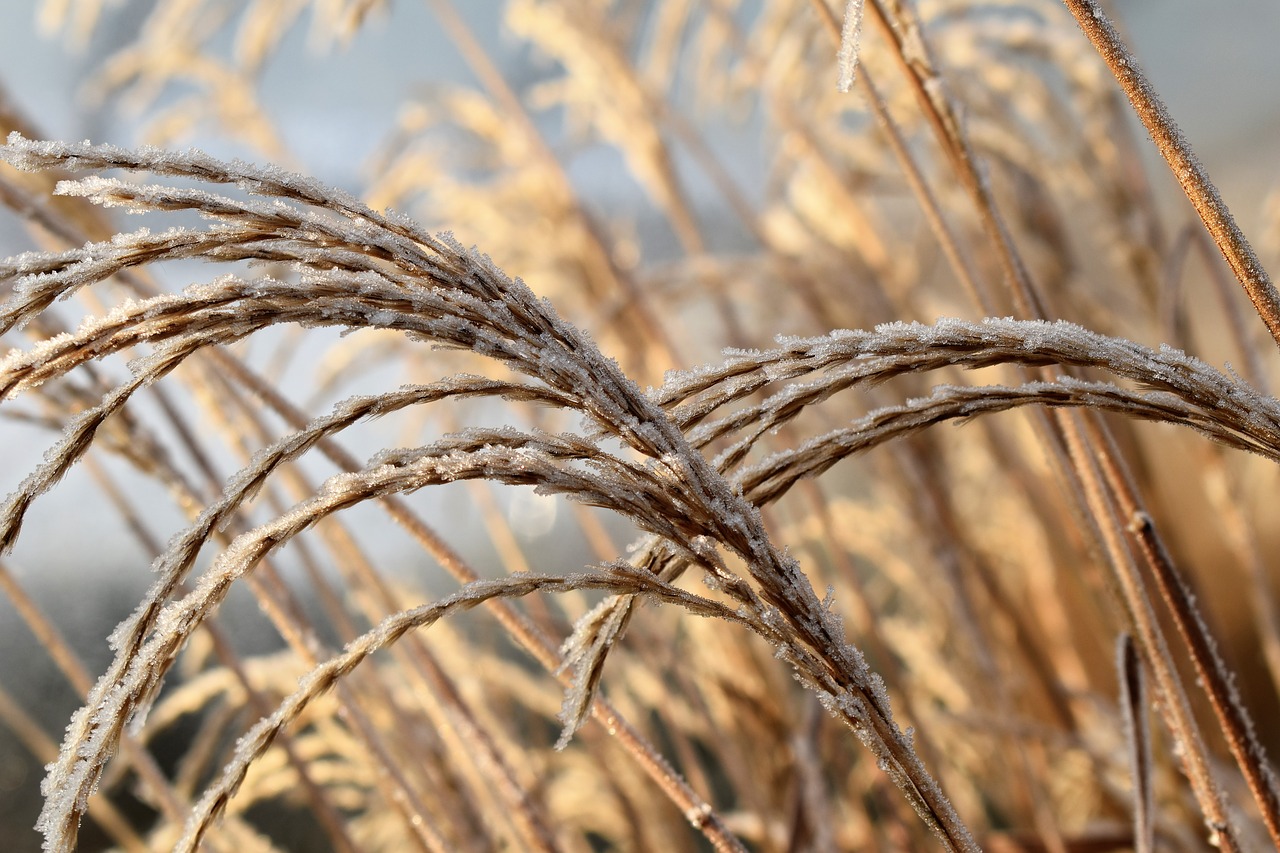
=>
[1,1,1279,851]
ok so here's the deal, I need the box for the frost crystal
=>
[836,0,866,93]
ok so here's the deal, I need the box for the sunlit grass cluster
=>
[2,0,1279,851]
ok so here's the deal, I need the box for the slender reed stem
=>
[1060,0,1280,348]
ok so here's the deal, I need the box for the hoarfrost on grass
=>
[836,0,865,93]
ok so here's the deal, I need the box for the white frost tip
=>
[836,0,866,93]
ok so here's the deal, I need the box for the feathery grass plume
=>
[2,1,1280,851]
[0,138,973,851]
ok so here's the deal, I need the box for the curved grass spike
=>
[4,3,1280,850]
[8,143,1280,846]
[0,138,752,847]
[0,140,976,853]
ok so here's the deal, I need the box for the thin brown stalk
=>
[1060,0,1280,348]
[816,5,1276,844]
[1055,410,1242,852]
[1117,634,1153,853]
[1104,450,1280,847]
[1089,401,1267,786]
